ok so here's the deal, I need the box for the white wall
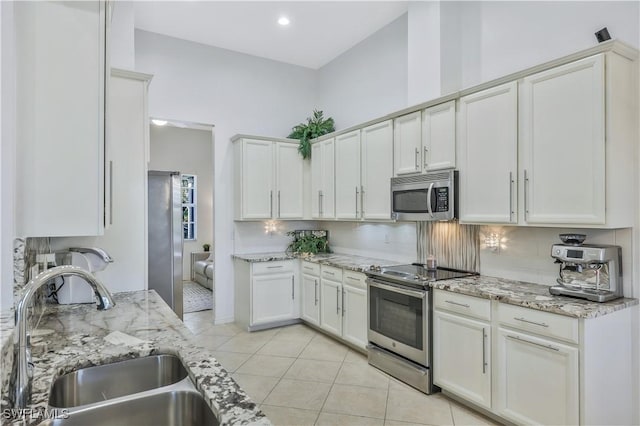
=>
[0,1,16,310]
[407,2,440,104]
[319,222,416,264]
[109,1,135,70]
[316,14,408,129]
[436,1,640,91]
[234,221,320,255]
[149,125,213,280]
[135,30,316,323]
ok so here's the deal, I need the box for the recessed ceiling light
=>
[278,16,290,26]
[152,119,168,126]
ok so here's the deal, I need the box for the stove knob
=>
[555,249,561,255]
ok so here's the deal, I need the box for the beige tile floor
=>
[183,311,500,426]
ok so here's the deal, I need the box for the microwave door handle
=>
[427,182,434,218]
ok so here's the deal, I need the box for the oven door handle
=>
[427,182,434,218]
[368,279,426,299]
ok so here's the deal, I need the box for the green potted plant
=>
[286,231,330,257]
[202,243,211,252]
[287,110,335,159]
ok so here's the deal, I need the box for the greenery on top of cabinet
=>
[287,110,335,159]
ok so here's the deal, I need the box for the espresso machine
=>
[549,238,623,302]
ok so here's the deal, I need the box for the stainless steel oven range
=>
[365,264,476,394]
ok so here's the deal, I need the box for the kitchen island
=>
[0,290,269,425]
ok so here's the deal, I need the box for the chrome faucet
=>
[12,265,116,408]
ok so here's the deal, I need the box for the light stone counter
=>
[232,252,402,272]
[0,291,269,425]
[431,275,638,319]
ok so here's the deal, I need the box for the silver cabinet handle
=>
[445,300,470,308]
[423,146,428,169]
[346,276,359,282]
[342,289,345,317]
[325,271,335,276]
[109,160,113,225]
[314,279,318,305]
[509,171,514,221]
[278,190,281,218]
[414,147,419,170]
[303,266,314,271]
[270,190,273,218]
[506,334,559,352]
[514,317,549,328]
[426,182,434,218]
[319,190,323,217]
[355,186,359,217]
[267,265,283,269]
[360,185,364,218]
[336,286,339,315]
[291,276,295,300]
[524,169,529,219]
[482,328,487,374]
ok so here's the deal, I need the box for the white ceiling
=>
[133,1,409,69]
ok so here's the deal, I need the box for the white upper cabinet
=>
[311,139,335,219]
[335,131,362,219]
[361,120,393,220]
[15,1,107,237]
[521,54,605,225]
[234,137,303,220]
[240,139,274,219]
[422,101,456,171]
[393,111,423,176]
[458,82,518,224]
[275,143,304,219]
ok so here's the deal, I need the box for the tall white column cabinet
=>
[15,0,108,237]
[335,131,362,219]
[311,139,335,219]
[361,120,394,220]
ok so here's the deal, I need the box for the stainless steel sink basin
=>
[49,355,188,408]
[41,390,219,426]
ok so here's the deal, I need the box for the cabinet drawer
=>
[434,290,491,321]
[321,265,343,281]
[253,260,295,275]
[343,270,366,290]
[498,303,578,344]
[301,261,320,277]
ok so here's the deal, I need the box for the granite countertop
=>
[232,252,401,272]
[1,291,269,425]
[431,275,638,319]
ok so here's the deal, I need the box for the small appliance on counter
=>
[549,234,623,302]
[54,247,113,304]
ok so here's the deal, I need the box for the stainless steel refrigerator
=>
[148,171,183,319]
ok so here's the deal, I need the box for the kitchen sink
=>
[41,390,219,426]
[48,355,189,408]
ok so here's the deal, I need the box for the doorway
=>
[148,118,215,317]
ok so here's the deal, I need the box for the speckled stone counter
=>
[232,252,402,272]
[0,291,269,425]
[431,275,638,319]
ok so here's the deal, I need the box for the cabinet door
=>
[496,328,579,425]
[458,82,518,223]
[423,101,456,171]
[320,139,336,219]
[433,310,491,409]
[15,1,106,237]
[393,111,422,176]
[320,278,342,336]
[361,120,393,220]
[335,131,361,219]
[342,284,367,350]
[301,273,320,326]
[311,142,322,218]
[242,139,274,219]
[252,272,296,325]
[275,143,303,219]
[521,54,605,224]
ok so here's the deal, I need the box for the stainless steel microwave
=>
[391,170,458,221]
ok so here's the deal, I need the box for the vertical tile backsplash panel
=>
[417,222,480,272]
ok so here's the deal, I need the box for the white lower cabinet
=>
[495,328,579,425]
[300,262,320,326]
[433,310,491,409]
[432,289,632,425]
[234,259,299,331]
[312,266,367,350]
